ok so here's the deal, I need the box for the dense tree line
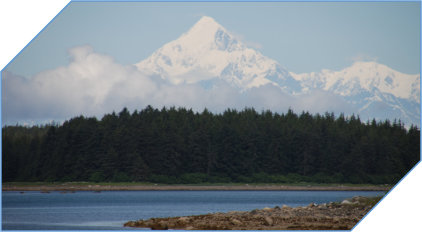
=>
[2,106,420,184]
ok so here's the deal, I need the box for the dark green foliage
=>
[2,106,420,184]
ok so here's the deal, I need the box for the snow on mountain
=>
[135,16,420,126]
[291,61,420,103]
[135,16,301,93]
[291,62,420,125]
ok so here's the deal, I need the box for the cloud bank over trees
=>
[3,45,353,126]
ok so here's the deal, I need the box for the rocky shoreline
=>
[124,196,381,230]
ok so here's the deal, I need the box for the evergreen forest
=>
[2,106,420,184]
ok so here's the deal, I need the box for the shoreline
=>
[2,183,391,192]
[125,196,381,230]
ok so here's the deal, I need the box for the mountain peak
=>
[183,16,232,48]
[134,17,419,126]
[135,16,303,91]
[188,16,225,34]
[194,16,221,28]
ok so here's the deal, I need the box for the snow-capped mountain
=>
[135,16,420,126]
[136,16,301,93]
[291,62,420,125]
[291,61,420,103]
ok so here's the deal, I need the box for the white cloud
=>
[2,45,353,125]
[2,46,157,124]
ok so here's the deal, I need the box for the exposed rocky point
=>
[124,196,381,230]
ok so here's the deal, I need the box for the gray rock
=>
[177,217,189,225]
[264,216,273,226]
[230,218,242,225]
[308,202,316,207]
[282,204,291,210]
[341,199,352,205]
[250,209,259,215]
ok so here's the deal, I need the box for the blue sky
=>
[5,1,421,77]
[2,1,420,126]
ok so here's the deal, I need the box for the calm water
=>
[2,190,385,230]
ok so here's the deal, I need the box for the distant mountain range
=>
[135,16,420,126]
[292,62,420,126]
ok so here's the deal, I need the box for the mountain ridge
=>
[134,16,420,126]
[291,61,420,103]
[135,16,301,93]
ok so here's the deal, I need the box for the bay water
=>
[2,190,385,230]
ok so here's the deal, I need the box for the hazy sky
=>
[2,1,420,126]
[5,1,421,78]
